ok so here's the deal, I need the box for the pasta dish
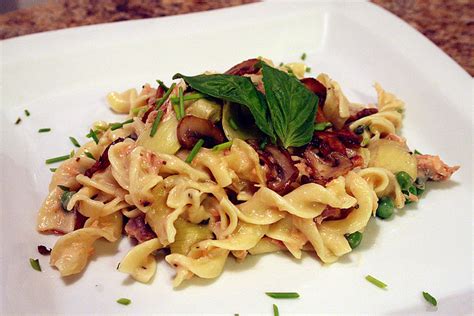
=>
[36,58,459,287]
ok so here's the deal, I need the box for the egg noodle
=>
[37,58,459,287]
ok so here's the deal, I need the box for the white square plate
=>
[1,1,472,314]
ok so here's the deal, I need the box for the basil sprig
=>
[261,63,318,148]
[173,62,318,148]
[173,72,276,143]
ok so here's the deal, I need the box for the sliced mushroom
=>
[177,115,225,149]
[225,58,261,76]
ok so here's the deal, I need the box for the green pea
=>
[408,185,417,195]
[345,231,363,249]
[376,196,394,219]
[396,171,412,190]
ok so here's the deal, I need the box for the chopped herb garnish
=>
[155,83,176,109]
[178,87,185,120]
[87,129,99,144]
[306,66,311,73]
[212,141,233,151]
[38,128,51,133]
[61,190,75,211]
[414,149,422,155]
[69,136,80,147]
[15,117,21,125]
[131,105,147,115]
[170,92,205,104]
[57,185,69,191]
[149,110,164,137]
[260,138,268,150]
[365,275,387,289]
[116,298,131,306]
[273,304,279,316]
[45,154,70,164]
[110,122,123,131]
[301,52,307,60]
[314,122,332,131]
[185,139,204,163]
[156,79,169,91]
[265,292,300,299]
[24,109,30,116]
[29,258,41,271]
[69,150,74,158]
[49,168,57,172]
[228,117,238,130]
[278,62,284,67]
[111,118,134,131]
[84,151,95,160]
[422,291,437,306]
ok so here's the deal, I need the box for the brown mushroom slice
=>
[225,58,261,76]
[177,115,225,149]
[260,145,298,195]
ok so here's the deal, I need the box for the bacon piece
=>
[225,58,260,76]
[345,108,378,125]
[142,86,165,123]
[315,206,352,224]
[84,137,125,178]
[124,214,156,244]
[416,154,460,181]
[301,77,327,108]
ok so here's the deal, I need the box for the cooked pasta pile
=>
[37,58,459,287]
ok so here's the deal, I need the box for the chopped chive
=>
[185,139,205,163]
[273,304,279,316]
[212,141,233,151]
[414,149,422,155]
[265,292,300,299]
[170,92,205,104]
[110,122,123,131]
[69,150,74,158]
[24,109,30,116]
[69,136,80,148]
[29,258,41,271]
[49,168,57,172]
[61,190,75,211]
[279,62,284,67]
[365,275,387,289]
[15,117,21,125]
[306,66,311,73]
[172,103,180,117]
[116,298,131,306]
[84,151,95,160]
[45,154,70,164]
[228,117,238,130]
[156,79,169,91]
[314,122,332,131]
[155,83,176,109]
[422,291,437,306]
[122,118,134,125]
[131,105,147,115]
[301,52,307,60]
[87,129,99,144]
[178,87,185,120]
[38,128,51,133]
[57,185,69,191]
[149,110,164,137]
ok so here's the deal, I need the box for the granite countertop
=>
[1,0,472,75]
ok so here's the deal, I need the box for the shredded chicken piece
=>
[416,154,460,181]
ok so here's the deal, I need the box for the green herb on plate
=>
[38,128,51,133]
[422,291,437,306]
[29,258,41,271]
[116,298,131,306]
[365,275,387,289]
[69,136,80,148]
[265,292,300,299]
[45,154,70,164]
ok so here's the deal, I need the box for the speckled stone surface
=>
[1,0,473,75]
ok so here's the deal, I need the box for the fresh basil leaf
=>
[261,63,318,148]
[173,73,275,142]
